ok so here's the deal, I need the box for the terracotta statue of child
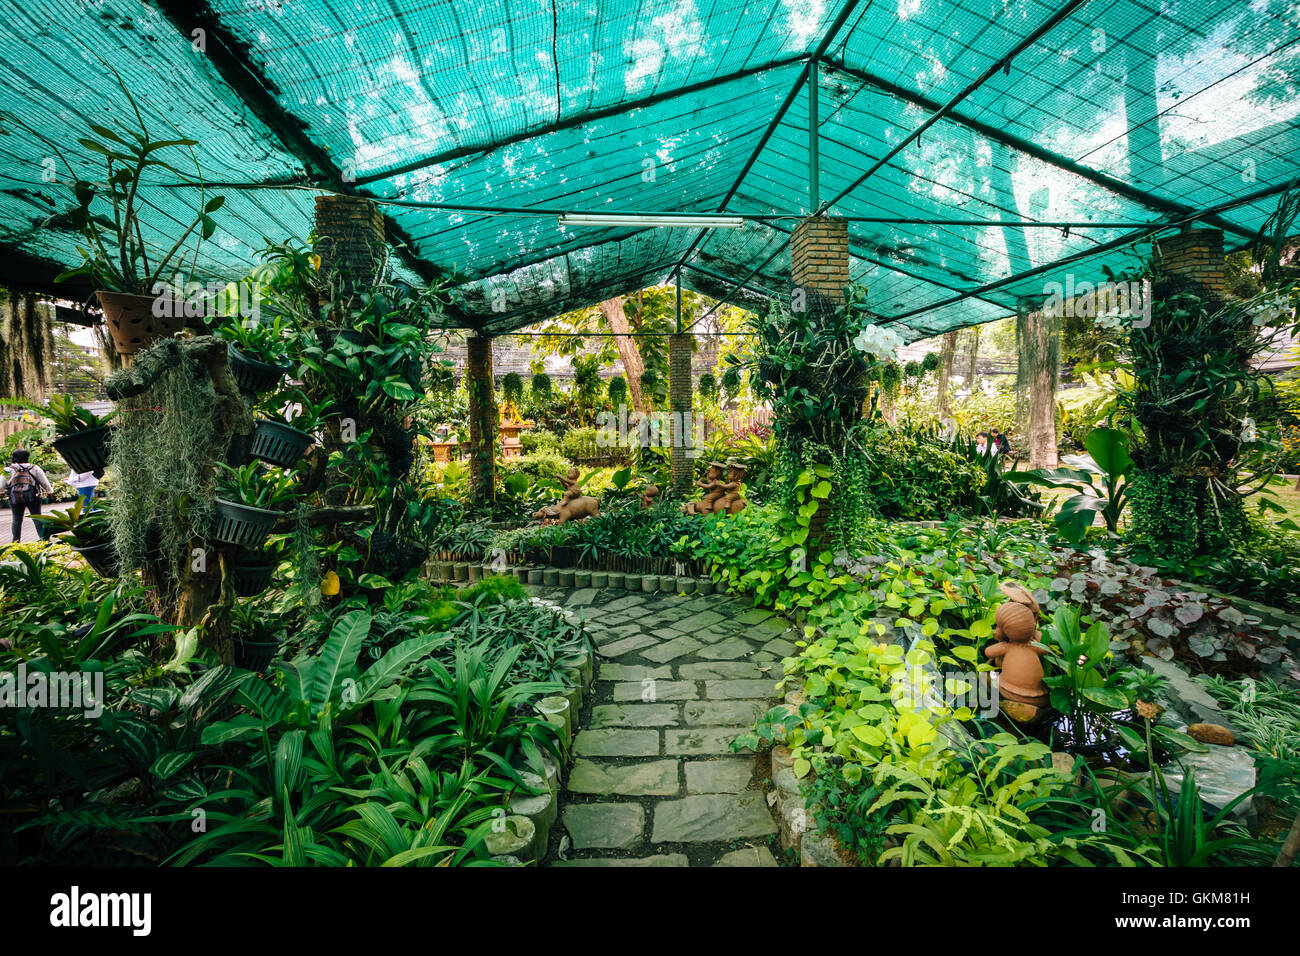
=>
[682,462,726,515]
[715,461,748,515]
[983,581,1049,708]
[558,466,582,504]
[640,483,659,509]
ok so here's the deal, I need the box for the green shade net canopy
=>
[0,0,1295,340]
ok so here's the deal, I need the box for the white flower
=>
[852,323,903,361]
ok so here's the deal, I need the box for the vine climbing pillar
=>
[466,332,496,505]
[788,216,850,548]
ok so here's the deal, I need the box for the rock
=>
[714,846,778,867]
[1187,723,1235,746]
[1000,700,1044,724]
[568,759,680,796]
[684,759,754,793]
[552,854,688,867]
[1051,752,1078,779]
[704,679,778,699]
[590,703,680,728]
[573,729,660,757]
[651,792,778,843]
[780,797,808,853]
[1165,746,1257,821]
[562,803,646,849]
[771,744,794,778]
[800,828,851,867]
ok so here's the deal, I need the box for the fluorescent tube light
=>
[558,213,745,229]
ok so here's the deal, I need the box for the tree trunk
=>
[936,330,958,419]
[599,297,645,413]
[0,292,54,400]
[1024,310,1060,469]
[966,325,980,385]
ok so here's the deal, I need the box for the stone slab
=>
[664,727,750,755]
[569,759,681,796]
[678,661,764,680]
[684,699,767,726]
[590,703,681,728]
[562,803,646,849]
[684,758,755,793]
[714,846,779,867]
[705,679,779,699]
[574,729,661,757]
[553,854,688,867]
[651,792,777,843]
[641,635,704,663]
[612,680,697,702]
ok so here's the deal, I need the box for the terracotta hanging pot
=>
[96,290,184,355]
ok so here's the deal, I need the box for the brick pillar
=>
[313,195,385,293]
[466,334,496,505]
[1154,228,1225,300]
[790,216,850,304]
[669,333,693,496]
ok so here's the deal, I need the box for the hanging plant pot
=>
[53,425,111,474]
[97,290,184,355]
[250,419,313,468]
[74,540,119,578]
[233,550,277,597]
[234,636,280,672]
[212,498,280,548]
[227,343,287,394]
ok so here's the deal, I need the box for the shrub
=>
[459,572,527,606]
[607,375,628,409]
[501,372,524,406]
[520,428,560,455]
[560,426,601,462]
[1126,470,1249,566]
[501,450,571,487]
[862,427,985,519]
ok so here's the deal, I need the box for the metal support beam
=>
[820,57,1265,244]
[809,57,820,213]
[882,178,1293,326]
[672,0,864,276]
[819,0,1087,213]
[152,0,476,325]
[352,56,805,187]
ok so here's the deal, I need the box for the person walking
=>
[66,468,98,508]
[1,449,55,544]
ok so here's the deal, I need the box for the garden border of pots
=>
[424,556,727,598]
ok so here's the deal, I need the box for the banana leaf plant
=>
[1008,427,1132,544]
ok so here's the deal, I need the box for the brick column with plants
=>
[790,216,849,304]
[466,333,497,505]
[1127,227,1253,563]
[789,216,850,548]
[313,194,386,296]
[669,332,693,495]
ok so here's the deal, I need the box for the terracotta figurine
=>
[983,582,1050,714]
[715,461,748,515]
[640,483,659,509]
[531,467,599,525]
[682,462,726,515]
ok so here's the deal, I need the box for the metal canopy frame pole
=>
[671,0,865,277]
[819,58,1265,244]
[809,56,820,213]
[818,0,1087,213]
[353,56,805,188]
[882,178,1294,326]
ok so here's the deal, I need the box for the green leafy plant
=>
[25,83,224,295]
[1011,427,1132,543]
[30,499,110,549]
[217,314,291,365]
[216,462,299,510]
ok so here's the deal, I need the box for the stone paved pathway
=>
[529,583,799,867]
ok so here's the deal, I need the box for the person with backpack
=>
[1,449,54,544]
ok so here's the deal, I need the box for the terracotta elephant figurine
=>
[533,495,599,525]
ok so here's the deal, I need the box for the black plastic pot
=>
[228,343,287,394]
[212,498,280,548]
[233,552,277,597]
[234,637,280,672]
[251,419,313,468]
[53,426,111,475]
[74,540,119,577]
